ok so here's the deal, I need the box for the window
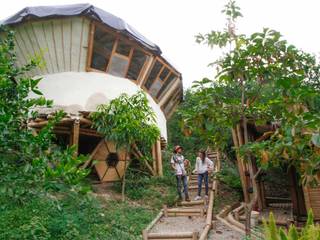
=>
[159,67,170,81]
[144,60,163,90]
[88,24,149,81]
[107,55,129,77]
[163,89,181,115]
[116,40,131,56]
[127,49,147,81]
[90,26,116,71]
[156,73,177,99]
[149,79,162,98]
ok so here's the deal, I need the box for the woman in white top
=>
[194,150,214,200]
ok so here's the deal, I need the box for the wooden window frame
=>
[86,21,151,82]
[86,20,183,112]
[141,56,180,103]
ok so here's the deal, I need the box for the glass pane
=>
[156,73,177,99]
[116,40,131,56]
[144,61,163,90]
[91,26,116,71]
[108,55,129,77]
[127,49,147,81]
[149,79,162,98]
[159,67,170,81]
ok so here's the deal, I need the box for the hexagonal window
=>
[106,152,119,167]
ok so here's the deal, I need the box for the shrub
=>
[263,210,320,240]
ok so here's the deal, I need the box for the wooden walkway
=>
[142,152,220,240]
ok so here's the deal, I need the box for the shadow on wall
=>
[85,93,109,111]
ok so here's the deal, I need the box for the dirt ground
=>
[208,221,244,240]
[150,216,206,235]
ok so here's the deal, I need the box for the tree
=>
[0,26,89,203]
[180,0,320,236]
[90,91,160,201]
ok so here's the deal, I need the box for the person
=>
[171,145,190,202]
[194,150,214,200]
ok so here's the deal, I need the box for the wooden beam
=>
[232,127,250,204]
[152,143,157,175]
[159,80,180,107]
[70,119,80,156]
[156,139,163,176]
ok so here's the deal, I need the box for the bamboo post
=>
[156,139,163,176]
[232,127,250,203]
[142,230,148,240]
[152,143,157,175]
[199,225,211,240]
[147,232,197,239]
[163,205,168,217]
[192,231,198,240]
[206,190,214,225]
[71,119,80,156]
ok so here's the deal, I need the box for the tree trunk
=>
[243,116,261,237]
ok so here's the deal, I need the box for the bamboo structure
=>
[5,3,183,182]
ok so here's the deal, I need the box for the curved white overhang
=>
[30,72,168,139]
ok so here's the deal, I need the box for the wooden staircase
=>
[142,151,221,240]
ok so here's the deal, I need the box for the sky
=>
[1,0,320,89]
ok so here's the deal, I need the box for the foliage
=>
[180,0,320,184]
[0,26,89,205]
[0,190,155,240]
[167,95,208,164]
[263,210,320,240]
[0,27,160,239]
[113,163,177,209]
[216,160,242,192]
[91,91,160,154]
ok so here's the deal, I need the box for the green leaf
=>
[311,133,320,147]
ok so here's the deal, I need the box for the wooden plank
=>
[62,18,72,71]
[70,17,83,71]
[147,232,196,238]
[31,21,52,74]
[15,26,36,76]
[52,19,65,72]
[42,20,58,73]
[79,18,90,71]
[24,23,44,76]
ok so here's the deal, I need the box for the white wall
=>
[31,72,168,139]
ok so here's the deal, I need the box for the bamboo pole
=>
[147,232,197,239]
[198,224,211,240]
[81,139,105,169]
[152,143,157,175]
[167,208,203,213]
[71,119,80,156]
[145,211,164,232]
[206,190,214,225]
[232,127,250,204]
[156,139,163,176]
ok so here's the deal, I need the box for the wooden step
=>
[179,199,205,206]
[164,207,205,217]
[188,184,212,190]
[147,231,198,240]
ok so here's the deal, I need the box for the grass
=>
[0,160,178,239]
[0,189,156,240]
[113,164,178,209]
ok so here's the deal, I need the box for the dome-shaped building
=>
[2,4,183,181]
